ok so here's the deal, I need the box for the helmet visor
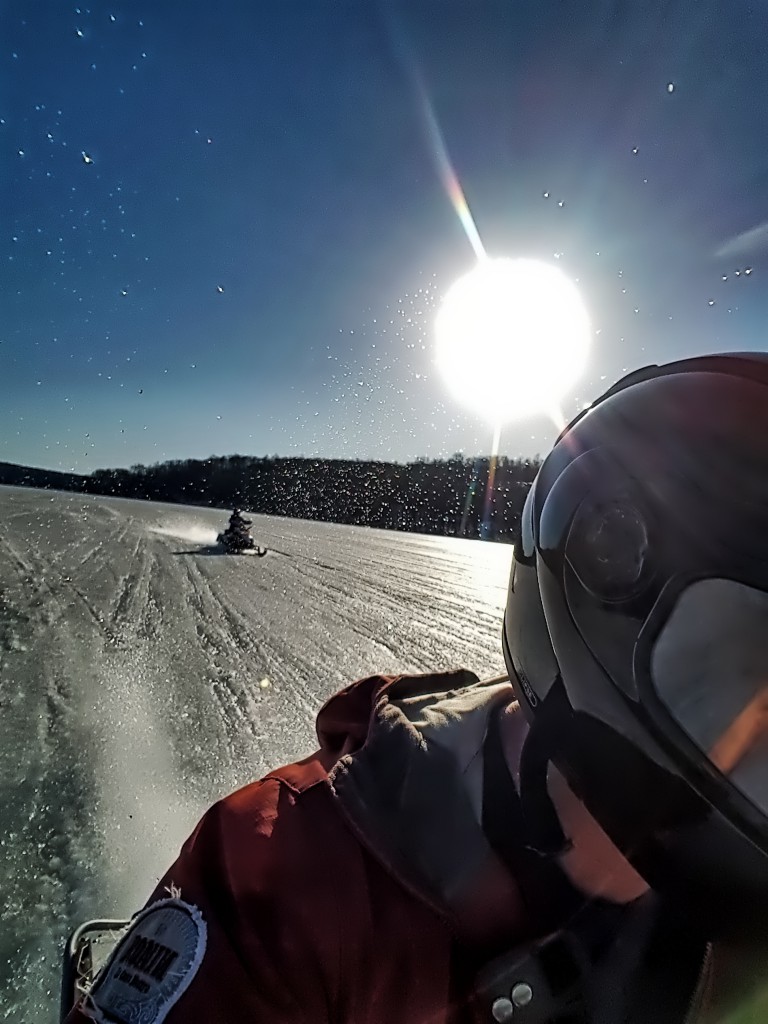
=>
[652,578,768,817]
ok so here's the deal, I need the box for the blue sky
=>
[3,0,768,471]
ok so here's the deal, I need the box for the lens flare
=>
[417,83,486,262]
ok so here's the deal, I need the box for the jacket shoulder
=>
[65,766,351,1024]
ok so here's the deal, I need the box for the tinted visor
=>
[652,578,768,817]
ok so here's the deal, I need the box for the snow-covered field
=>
[0,485,512,1022]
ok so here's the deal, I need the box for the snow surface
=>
[0,485,512,1022]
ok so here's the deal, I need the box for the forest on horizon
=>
[0,452,541,543]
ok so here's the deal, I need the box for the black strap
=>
[482,706,583,932]
[519,711,573,858]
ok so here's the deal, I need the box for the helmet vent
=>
[566,498,649,602]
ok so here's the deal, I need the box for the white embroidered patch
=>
[83,898,206,1024]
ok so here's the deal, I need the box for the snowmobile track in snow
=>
[0,487,512,1024]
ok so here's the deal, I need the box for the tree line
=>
[0,454,541,542]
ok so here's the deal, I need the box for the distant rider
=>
[228,508,252,533]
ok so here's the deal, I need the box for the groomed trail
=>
[0,485,512,1023]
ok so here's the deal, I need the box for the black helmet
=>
[503,352,768,937]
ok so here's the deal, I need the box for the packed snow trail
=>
[0,486,512,1023]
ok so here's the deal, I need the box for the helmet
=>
[503,352,768,937]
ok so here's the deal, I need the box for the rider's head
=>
[503,352,768,939]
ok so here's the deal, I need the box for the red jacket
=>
[67,670,534,1024]
[66,669,735,1024]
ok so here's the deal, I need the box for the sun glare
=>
[435,258,591,423]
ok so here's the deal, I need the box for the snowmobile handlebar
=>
[60,918,130,1022]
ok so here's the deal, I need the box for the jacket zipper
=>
[684,942,713,1024]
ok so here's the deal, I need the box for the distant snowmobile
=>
[216,509,267,556]
[216,529,267,556]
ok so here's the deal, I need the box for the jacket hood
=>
[316,669,516,923]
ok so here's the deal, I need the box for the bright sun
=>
[435,257,591,423]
